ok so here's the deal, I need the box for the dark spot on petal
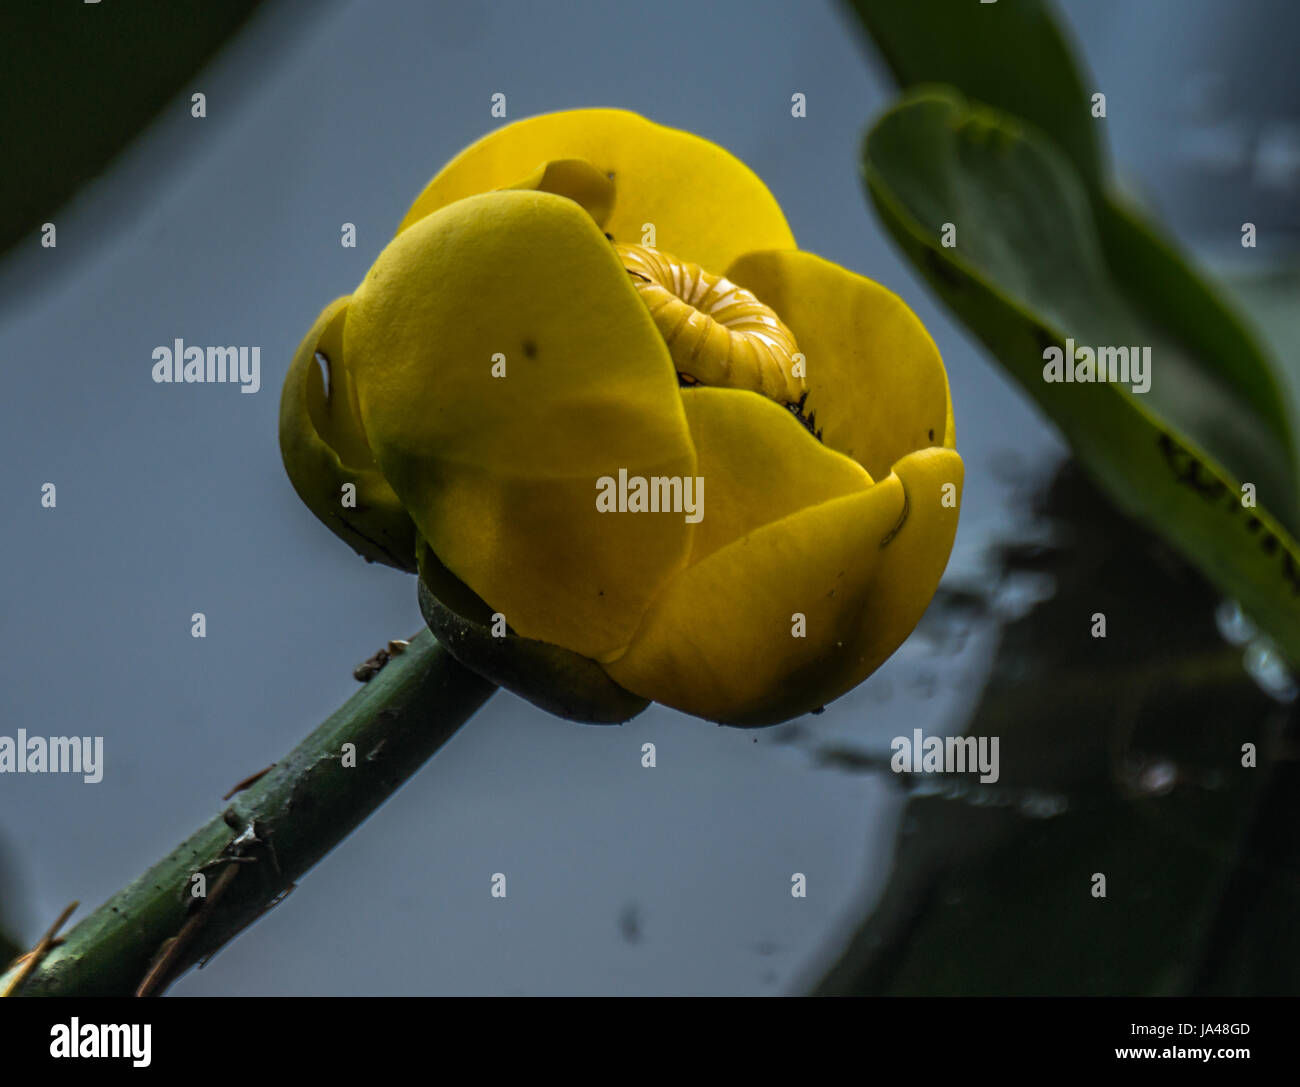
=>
[928,429,935,442]
[523,340,537,359]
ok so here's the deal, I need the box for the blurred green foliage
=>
[3,0,261,254]
[846,0,1300,667]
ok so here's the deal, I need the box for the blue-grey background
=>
[1,0,1293,994]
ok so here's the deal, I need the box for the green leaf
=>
[844,0,1106,187]
[845,0,1299,525]
[863,89,1300,665]
[1094,198,1298,506]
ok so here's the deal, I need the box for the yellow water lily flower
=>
[280,108,962,726]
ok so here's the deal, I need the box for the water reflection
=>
[803,459,1299,996]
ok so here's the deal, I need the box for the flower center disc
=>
[615,243,806,406]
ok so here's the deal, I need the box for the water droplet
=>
[1244,640,1298,703]
[1136,760,1178,796]
[1214,599,1256,647]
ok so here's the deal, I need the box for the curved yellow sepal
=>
[604,445,961,725]
[347,189,698,660]
[501,158,616,227]
[604,476,906,725]
[397,109,795,274]
[670,386,873,566]
[278,296,418,571]
[827,445,963,695]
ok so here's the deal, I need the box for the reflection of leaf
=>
[863,89,1300,667]
[1190,751,1300,995]
[809,462,1293,995]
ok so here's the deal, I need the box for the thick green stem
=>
[1,629,496,997]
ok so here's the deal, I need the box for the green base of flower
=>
[416,543,648,724]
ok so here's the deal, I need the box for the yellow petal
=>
[604,477,905,725]
[605,445,963,725]
[726,250,954,480]
[347,188,697,661]
[278,296,417,570]
[839,445,963,690]
[674,386,873,566]
[397,109,795,273]
[501,158,616,227]
[301,299,370,467]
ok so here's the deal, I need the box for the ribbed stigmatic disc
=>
[615,243,805,404]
